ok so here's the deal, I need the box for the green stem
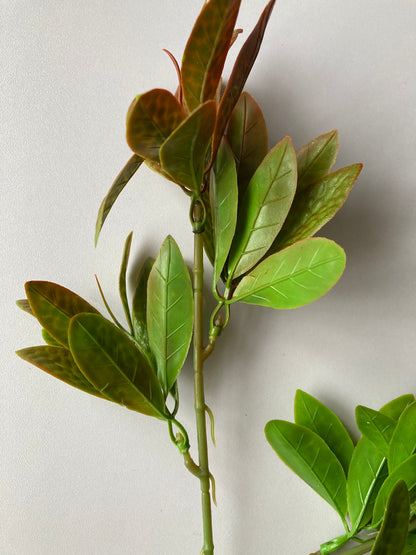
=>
[192,205,214,555]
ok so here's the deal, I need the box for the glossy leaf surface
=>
[126,89,186,161]
[227,136,297,278]
[211,139,238,285]
[132,257,154,360]
[372,455,416,526]
[231,238,346,310]
[16,299,33,315]
[69,313,165,418]
[294,390,354,475]
[388,402,416,472]
[147,236,193,395]
[119,232,134,334]
[265,420,347,518]
[160,101,216,191]
[226,91,268,197]
[16,345,104,399]
[371,481,410,555]
[296,130,339,191]
[272,164,362,251]
[25,281,99,348]
[181,0,241,112]
[356,405,396,457]
[95,155,143,246]
[41,329,61,347]
[211,0,276,161]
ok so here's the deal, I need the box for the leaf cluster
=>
[265,391,416,554]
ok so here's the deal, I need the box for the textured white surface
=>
[2,1,416,554]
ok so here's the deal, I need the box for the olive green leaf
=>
[211,139,238,286]
[230,238,346,310]
[16,299,33,315]
[388,402,416,472]
[132,256,154,361]
[404,533,416,554]
[271,164,363,252]
[126,89,186,161]
[296,130,339,191]
[41,329,61,347]
[202,188,215,266]
[226,91,268,197]
[25,281,99,348]
[16,345,104,399]
[181,0,241,112]
[355,405,396,458]
[372,455,416,527]
[95,154,143,246]
[147,236,193,396]
[68,313,166,418]
[294,390,354,475]
[227,136,297,279]
[265,420,348,519]
[371,480,410,555]
[160,101,216,192]
[211,0,276,162]
[119,232,134,335]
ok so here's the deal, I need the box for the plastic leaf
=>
[95,154,143,246]
[16,299,33,315]
[16,345,105,399]
[271,164,363,251]
[372,455,416,526]
[265,420,348,519]
[231,238,346,310]
[119,232,134,335]
[181,0,241,112]
[147,236,193,396]
[160,101,216,191]
[227,136,297,279]
[211,138,238,285]
[25,281,99,348]
[226,91,268,197]
[294,390,354,475]
[202,188,216,266]
[132,257,154,360]
[388,402,416,472]
[404,534,416,554]
[41,329,61,347]
[296,130,339,191]
[211,0,276,162]
[371,481,410,555]
[126,89,186,161]
[381,395,416,421]
[69,313,166,418]
[355,405,396,458]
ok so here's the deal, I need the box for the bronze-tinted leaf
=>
[126,89,186,161]
[119,232,134,335]
[16,299,33,315]
[132,256,155,364]
[211,0,276,163]
[181,0,241,112]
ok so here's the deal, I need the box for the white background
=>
[2,1,416,554]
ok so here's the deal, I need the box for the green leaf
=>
[41,329,61,347]
[181,0,241,112]
[296,130,339,191]
[355,405,396,457]
[95,155,143,246]
[126,89,186,161]
[231,238,346,310]
[68,313,166,418]
[372,455,416,526]
[160,101,216,191]
[16,345,104,399]
[265,420,348,519]
[25,281,99,348]
[271,164,363,251]
[371,481,410,555]
[226,91,268,197]
[404,533,416,554]
[294,390,354,475]
[380,395,416,421]
[388,402,416,472]
[16,299,33,315]
[147,236,193,396]
[227,136,297,279]
[202,188,216,266]
[119,232,134,335]
[132,256,154,360]
[211,138,238,285]
[211,0,276,162]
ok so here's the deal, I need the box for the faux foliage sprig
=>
[16,1,363,553]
